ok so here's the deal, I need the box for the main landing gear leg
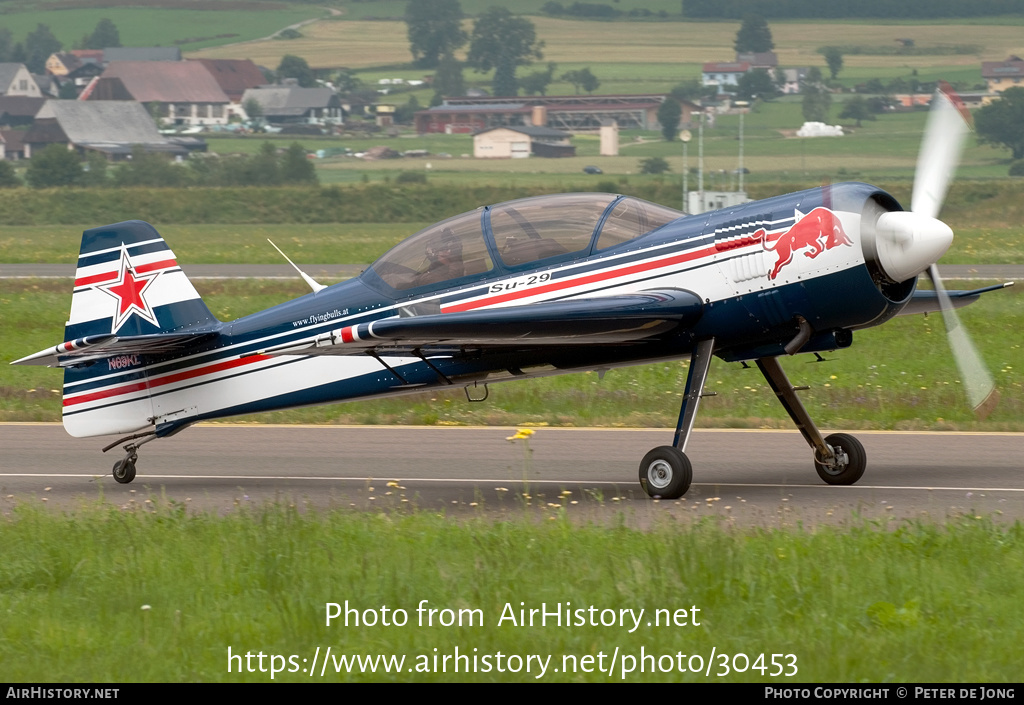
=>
[638,337,715,499]
[755,356,866,485]
[102,431,159,485]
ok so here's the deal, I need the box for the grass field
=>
[1,503,1021,682]
[0,217,1019,265]
[0,4,327,51]
[0,222,422,264]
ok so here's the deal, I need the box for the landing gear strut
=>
[756,357,866,485]
[636,344,867,499]
[638,338,715,499]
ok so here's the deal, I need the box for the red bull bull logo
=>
[756,207,853,280]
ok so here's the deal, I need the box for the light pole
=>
[697,111,704,213]
[680,129,691,213]
[738,110,744,192]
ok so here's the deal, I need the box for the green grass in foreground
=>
[0,503,1020,682]
[2,280,1021,430]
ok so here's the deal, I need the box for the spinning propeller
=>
[871,83,997,416]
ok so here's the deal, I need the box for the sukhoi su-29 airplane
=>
[13,84,1011,498]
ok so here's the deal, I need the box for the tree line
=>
[682,0,1024,18]
[10,143,317,190]
[0,19,121,74]
[406,1,547,98]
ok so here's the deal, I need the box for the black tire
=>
[814,433,866,485]
[638,446,692,499]
[112,458,136,484]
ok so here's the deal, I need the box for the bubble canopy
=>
[368,193,682,292]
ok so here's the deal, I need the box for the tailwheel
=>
[112,457,137,484]
[814,433,866,485]
[102,432,155,485]
[639,446,692,499]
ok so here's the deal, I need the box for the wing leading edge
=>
[257,289,704,357]
[898,282,1013,316]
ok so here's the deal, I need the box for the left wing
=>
[898,282,1013,316]
[256,289,703,356]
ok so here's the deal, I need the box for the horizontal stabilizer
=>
[898,282,1013,317]
[12,331,216,368]
[257,289,704,357]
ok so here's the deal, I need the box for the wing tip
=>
[937,80,973,128]
[972,387,999,420]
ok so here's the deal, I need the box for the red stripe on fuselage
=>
[443,243,720,313]
[62,354,271,408]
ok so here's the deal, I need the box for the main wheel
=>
[814,433,866,485]
[112,458,137,484]
[638,446,692,499]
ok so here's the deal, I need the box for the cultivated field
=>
[335,0,687,19]
[190,14,1024,80]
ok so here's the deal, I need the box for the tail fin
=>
[55,222,218,438]
[67,220,216,339]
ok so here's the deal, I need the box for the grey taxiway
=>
[2,424,1021,526]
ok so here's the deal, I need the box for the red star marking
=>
[96,246,161,332]
[107,268,150,317]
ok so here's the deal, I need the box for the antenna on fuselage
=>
[267,239,326,293]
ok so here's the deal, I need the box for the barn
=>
[472,125,574,159]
